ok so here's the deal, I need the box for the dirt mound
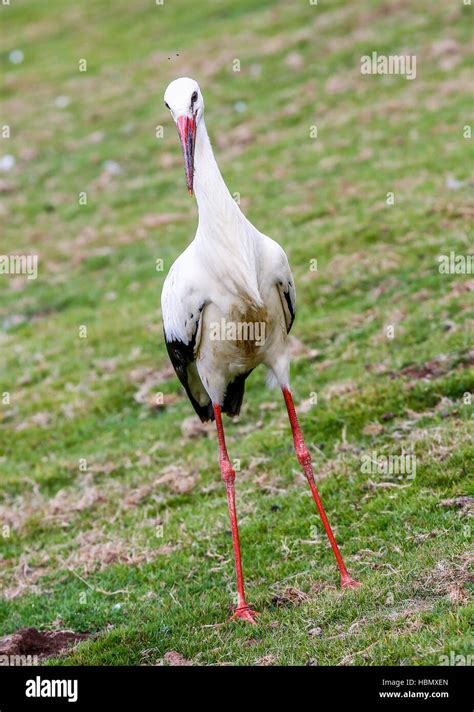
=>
[0,627,90,660]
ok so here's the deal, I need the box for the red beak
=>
[176,115,196,196]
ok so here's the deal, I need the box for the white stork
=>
[161,77,360,624]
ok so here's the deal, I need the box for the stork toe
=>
[230,606,261,624]
[341,574,362,589]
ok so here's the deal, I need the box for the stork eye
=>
[191,91,198,105]
[165,101,170,110]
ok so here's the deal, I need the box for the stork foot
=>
[341,574,362,589]
[230,605,260,624]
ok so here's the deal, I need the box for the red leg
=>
[282,387,361,589]
[214,404,260,623]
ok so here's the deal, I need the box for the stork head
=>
[164,77,204,196]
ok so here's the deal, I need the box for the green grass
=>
[0,0,472,666]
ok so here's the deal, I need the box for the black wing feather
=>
[222,369,253,417]
[282,287,295,332]
[278,279,295,333]
[164,333,214,422]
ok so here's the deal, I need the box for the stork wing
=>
[277,277,296,333]
[260,234,296,334]
[164,330,214,422]
[161,249,213,422]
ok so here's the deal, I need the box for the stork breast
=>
[198,300,271,371]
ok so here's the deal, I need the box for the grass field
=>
[0,0,473,666]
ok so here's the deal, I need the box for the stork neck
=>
[192,119,262,306]
[194,119,241,229]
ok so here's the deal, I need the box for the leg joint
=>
[296,445,312,469]
[219,456,235,484]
